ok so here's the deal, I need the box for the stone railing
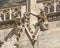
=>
[0,6,21,21]
[0,6,22,29]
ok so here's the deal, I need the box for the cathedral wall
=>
[0,25,60,48]
[0,0,60,48]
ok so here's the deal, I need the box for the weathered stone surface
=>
[0,27,60,48]
[0,0,60,48]
[39,27,60,48]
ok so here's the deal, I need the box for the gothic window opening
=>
[50,6,54,12]
[44,7,48,13]
[6,13,10,20]
[2,9,10,20]
[56,5,60,12]
[59,1,60,4]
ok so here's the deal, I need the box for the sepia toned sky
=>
[0,0,26,6]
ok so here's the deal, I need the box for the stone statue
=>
[30,9,48,31]
[38,9,48,31]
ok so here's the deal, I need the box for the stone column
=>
[10,8,12,20]
[48,6,50,13]
[26,0,30,12]
[29,0,38,32]
[26,0,39,47]
[54,0,57,12]
[21,6,26,17]
[30,0,37,13]
[4,14,6,21]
